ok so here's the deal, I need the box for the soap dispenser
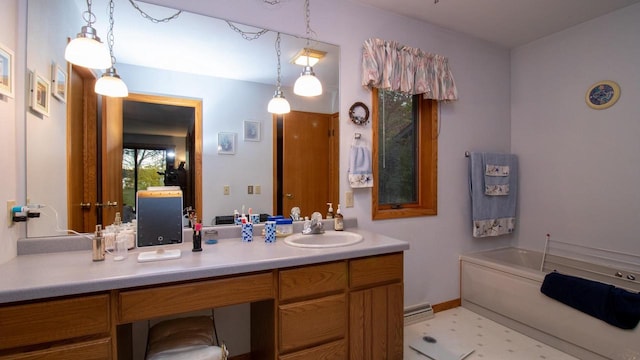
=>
[334,204,344,231]
[326,203,334,219]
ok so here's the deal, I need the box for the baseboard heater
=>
[404,302,434,326]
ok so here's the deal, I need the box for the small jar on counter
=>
[275,218,293,237]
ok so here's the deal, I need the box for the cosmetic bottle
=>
[334,204,344,231]
[326,202,334,219]
[92,224,105,261]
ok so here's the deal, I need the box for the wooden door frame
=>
[67,64,98,233]
[125,93,203,216]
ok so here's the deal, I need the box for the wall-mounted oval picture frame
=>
[585,80,620,110]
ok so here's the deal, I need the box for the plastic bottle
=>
[334,204,344,231]
[326,202,334,219]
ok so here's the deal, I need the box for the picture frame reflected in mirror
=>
[30,70,50,117]
[244,120,261,142]
[217,132,237,155]
[0,43,14,98]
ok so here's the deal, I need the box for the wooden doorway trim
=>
[124,93,203,216]
[67,65,98,233]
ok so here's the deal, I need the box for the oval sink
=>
[284,231,364,248]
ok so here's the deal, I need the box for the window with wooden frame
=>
[372,88,438,220]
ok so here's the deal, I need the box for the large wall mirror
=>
[25,0,339,237]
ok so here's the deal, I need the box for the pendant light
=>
[293,0,322,97]
[65,0,111,69]
[268,33,291,114]
[95,0,129,97]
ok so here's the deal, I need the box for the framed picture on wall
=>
[217,132,236,155]
[243,120,261,142]
[51,62,67,102]
[30,71,50,117]
[0,43,14,98]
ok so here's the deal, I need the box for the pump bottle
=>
[326,203,334,219]
[334,204,344,231]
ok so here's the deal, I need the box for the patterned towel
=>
[348,143,373,188]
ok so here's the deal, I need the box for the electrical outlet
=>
[7,200,16,224]
[345,191,354,208]
[223,185,230,195]
[247,185,254,194]
[255,185,261,195]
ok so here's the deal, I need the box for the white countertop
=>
[0,228,409,304]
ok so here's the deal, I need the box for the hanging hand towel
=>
[348,141,373,188]
[469,152,518,237]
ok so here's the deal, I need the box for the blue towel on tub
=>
[469,152,518,237]
[541,271,640,330]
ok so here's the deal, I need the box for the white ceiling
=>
[355,0,640,48]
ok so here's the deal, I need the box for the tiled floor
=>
[404,307,579,360]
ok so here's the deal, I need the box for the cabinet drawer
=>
[279,294,346,353]
[119,272,274,323]
[279,339,346,360]
[279,261,347,302]
[350,253,403,289]
[0,338,111,360]
[0,294,110,350]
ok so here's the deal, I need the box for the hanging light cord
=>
[302,0,318,63]
[106,0,116,67]
[304,0,311,62]
[83,0,97,27]
[275,32,282,89]
[127,0,181,23]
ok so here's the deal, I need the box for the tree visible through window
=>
[122,148,167,209]
[372,88,438,220]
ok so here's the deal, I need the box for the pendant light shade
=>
[95,67,129,97]
[65,30,111,69]
[268,33,291,114]
[293,65,323,97]
[65,0,111,69]
[268,89,291,114]
[294,0,323,97]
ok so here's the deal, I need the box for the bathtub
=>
[460,247,640,360]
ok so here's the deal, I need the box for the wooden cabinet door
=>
[349,283,404,360]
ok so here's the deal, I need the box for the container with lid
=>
[275,218,293,237]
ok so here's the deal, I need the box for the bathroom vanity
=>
[0,228,408,359]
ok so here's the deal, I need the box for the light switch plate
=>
[255,185,261,194]
[345,191,354,208]
[247,185,254,194]
[7,200,16,225]
[223,185,230,195]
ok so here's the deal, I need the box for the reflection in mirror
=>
[25,0,339,237]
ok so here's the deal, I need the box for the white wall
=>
[24,0,83,237]
[511,3,640,255]
[143,0,513,307]
[0,0,22,264]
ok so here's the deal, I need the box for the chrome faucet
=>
[303,212,325,234]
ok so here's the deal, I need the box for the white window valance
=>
[361,38,458,101]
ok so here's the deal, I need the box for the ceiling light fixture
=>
[65,0,111,69]
[293,0,322,97]
[291,48,326,67]
[268,33,291,114]
[95,0,129,97]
